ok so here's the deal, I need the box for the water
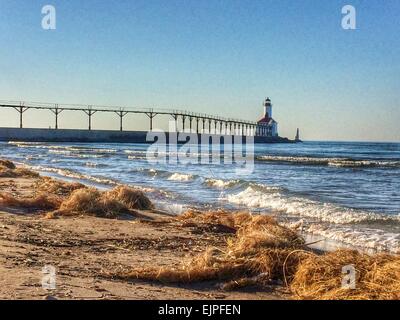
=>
[1,140,400,253]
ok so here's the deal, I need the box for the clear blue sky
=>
[0,0,399,141]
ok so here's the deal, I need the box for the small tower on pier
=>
[295,128,301,142]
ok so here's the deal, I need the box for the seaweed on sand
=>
[0,159,16,169]
[119,210,400,300]
[52,188,129,218]
[0,166,40,178]
[119,212,306,286]
[106,185,153,210]
[0,192,61,210]
[290,249,400,300]
[50,186,153,218]
[36,177,86,197]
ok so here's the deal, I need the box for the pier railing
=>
[0,100,258,135]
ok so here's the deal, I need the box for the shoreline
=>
[0,163,289,300]
[3,155,400,254]
[1,160,399,300]
[18,163,381,255]
[23,162,365,254]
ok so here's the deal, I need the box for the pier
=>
[0,100,258,136]
[0,100,293,143]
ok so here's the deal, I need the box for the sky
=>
[0,0,399,141]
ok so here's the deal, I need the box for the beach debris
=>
[0,159,40,178]
[290,249,400,300]
[106,186,154,210]
[36,177,86,197]
[0,161,154,219]
[50,186,153,218]
[177,210,254,229]
[119,212,306,285]
[0,166,40,178]
[0,159,16,169]
[119,210,400,300]
[53,188,129,218]
[0,192,61,210]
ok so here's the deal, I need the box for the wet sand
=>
[0,175,288,300]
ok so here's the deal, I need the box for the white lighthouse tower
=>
[264,97,272,119]
[257,97,278,137]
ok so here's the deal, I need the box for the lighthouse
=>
[264,97,272,119]
[295,128,300,141]
[256,97,278,137]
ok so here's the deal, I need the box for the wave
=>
[225,186,400,252]
[28,165,118,186]
[24,164,175,202]
[225,187,400,225]
[85,162,108,168]
[167,173,195,182]
[303,224,400,254]
[204,178,241,189]
[257,155,400,168]
[127,155,148,160]
[8,142,117,156]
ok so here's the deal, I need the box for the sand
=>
[0,175,288,300]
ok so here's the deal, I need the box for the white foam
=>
[29,165,117,186]
[257,155,400,168]
[225,187,400,252]
[204,178,240,189]
[85,162,108,168]
[225,187,400,224]
[305,224,400,254]
[167,173,194,182]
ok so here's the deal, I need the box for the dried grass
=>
[290,249,400,300]
[37,177,86,197]
[106,186,153,210]
[0,192,61,210]
[0,166,39,178]
[121,213,307,285]
[53,187,129,218]
[178,210,254,229]
[121,210,400,300]
[51,185,152,218]
[0,159,16,169]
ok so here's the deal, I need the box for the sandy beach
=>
[1,160,399,300]
[0,171,287,300]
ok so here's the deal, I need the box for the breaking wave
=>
[257,155,400,168]
[28,165,118,186]
[304,224,400,254]
[225,187,400,225]
[167,173,195,182]
[203,178,241,189]
[225,186,400,253]
[8,142,117,158]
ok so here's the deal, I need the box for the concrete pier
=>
[0,127,293,144]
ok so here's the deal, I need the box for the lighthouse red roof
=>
[257,116,277,124]
[258,116,270,124]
